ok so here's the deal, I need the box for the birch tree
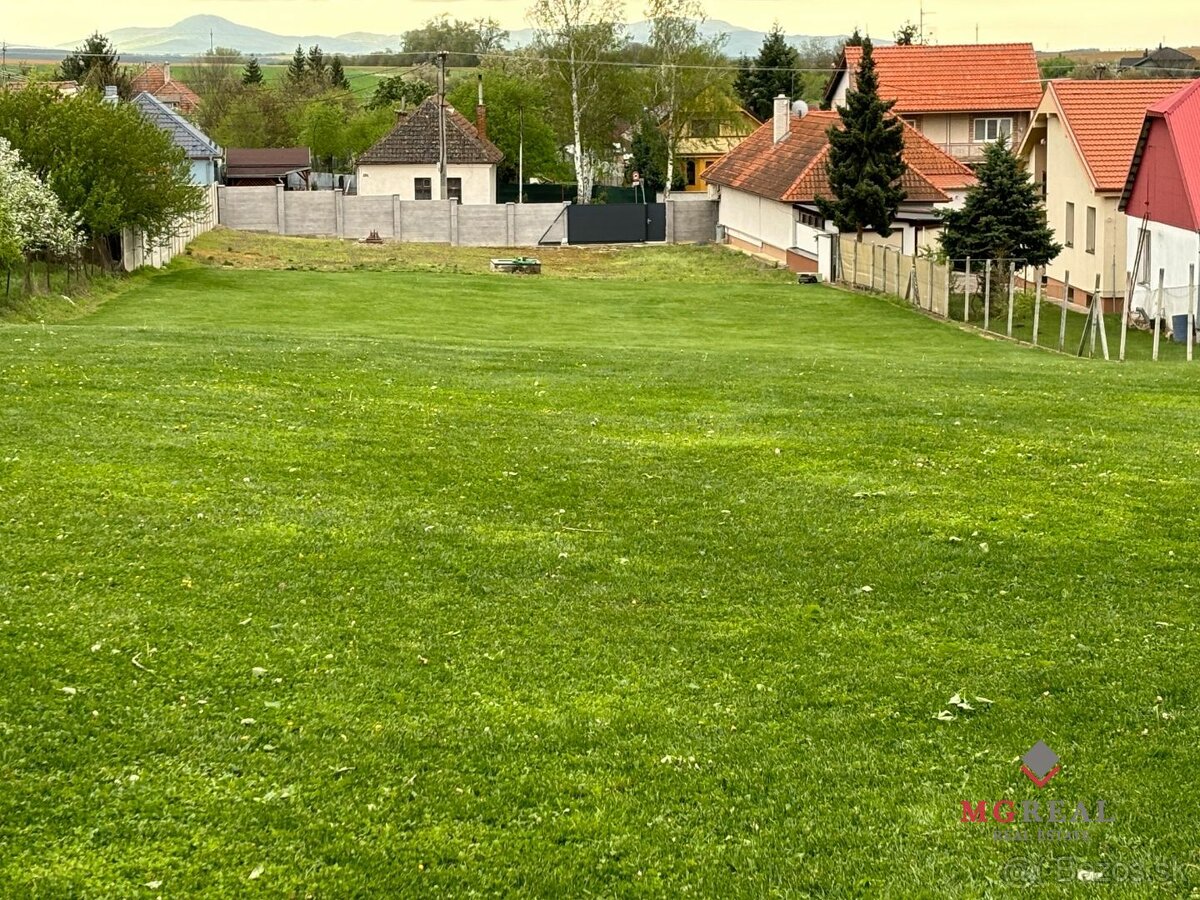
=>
[529,0,625,202]
[645,0,728,197]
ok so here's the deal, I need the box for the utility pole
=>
[518,105,525,204]
[210,30,214,54]
[437,50,448,202]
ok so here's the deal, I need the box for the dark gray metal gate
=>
[565,203,666,244]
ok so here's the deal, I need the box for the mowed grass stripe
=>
[1,246,1197,896]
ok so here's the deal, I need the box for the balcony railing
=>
[938,131,1027,164]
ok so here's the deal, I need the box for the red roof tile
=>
[1043,79,1196,192]
[836,44,1043,114]
[703,110,975,205]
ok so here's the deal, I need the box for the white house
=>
[703,96,975,278]
[356,96,501,204]
[1119,79,1200,321]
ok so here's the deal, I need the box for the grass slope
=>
[1,241,1198,896]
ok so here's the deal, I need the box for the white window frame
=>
[1085,206,1097,255]
[1065,202,1075,248]
[973,117,1014,143]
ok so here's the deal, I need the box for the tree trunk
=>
[569,49,590,204]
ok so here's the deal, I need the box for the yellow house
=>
[675,97,760,192]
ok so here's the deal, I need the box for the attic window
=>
[973,117,1013,143]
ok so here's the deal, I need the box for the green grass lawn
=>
[2,237,1199,896]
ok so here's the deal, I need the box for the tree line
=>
[0,83,208,300]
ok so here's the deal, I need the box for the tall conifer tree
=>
[816,39,906,240]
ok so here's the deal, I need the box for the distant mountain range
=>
[46,14,853,59]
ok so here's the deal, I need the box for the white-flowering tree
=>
[0,137,82,296]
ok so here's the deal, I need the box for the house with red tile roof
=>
[824,43,1043,168]
[1018,79,1195,307]
[357,96,502,203]
[129,63,201,116]
[1119,79,1200,319]
[703,97,976,276]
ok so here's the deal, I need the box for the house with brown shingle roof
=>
[1017,79,1195,306]
[129,63,201,116]
[356,96,502,204]
[824,43,1043,168]
[703,97,975,276]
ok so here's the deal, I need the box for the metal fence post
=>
[1058,270,1070,352]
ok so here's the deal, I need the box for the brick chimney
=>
[163,62,171,83]
[773,94,790,143]
[475,73,487,141]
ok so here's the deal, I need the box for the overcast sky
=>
[5,0,1197,51]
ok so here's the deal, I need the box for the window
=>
[1138,230,1152,285]
[1064,202,1075,248]
[973,117,1013,142]
[796,209,823,229]
[1085,206,1097,254]
[414,177,432,201]
[447,177,463,204]
[685,159,697,186]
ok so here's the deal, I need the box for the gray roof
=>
[132,91,222,161]
[358,96,502,166]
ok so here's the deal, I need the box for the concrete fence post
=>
[1188,264,1196,363]
[665,200,676,244]
[1058,269,1071,352]
[392,195,401,239]
[334,191,345,239]
[1032,270,1043,346]
[983,260,993,331]
[449,200,459,246]
[506,202,516,247]
[1153,268,1165,361]
[275,185,285,235]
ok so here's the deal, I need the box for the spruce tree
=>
[733,25,799,120]
[242,57,264,86]
[329,56,350,91]
[307,45,328,83]
[939,136,1062,268]
[287,45,307,84]
[816,39,906,240]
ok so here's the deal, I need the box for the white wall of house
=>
[718,187,794,254]
[1033,113,1128,299]
[1126,217,1200,317]
[357,163,497,203]
[190,159,220,186]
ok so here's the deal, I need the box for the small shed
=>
[225,148,313,190]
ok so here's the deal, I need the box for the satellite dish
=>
[792,100,810,118]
